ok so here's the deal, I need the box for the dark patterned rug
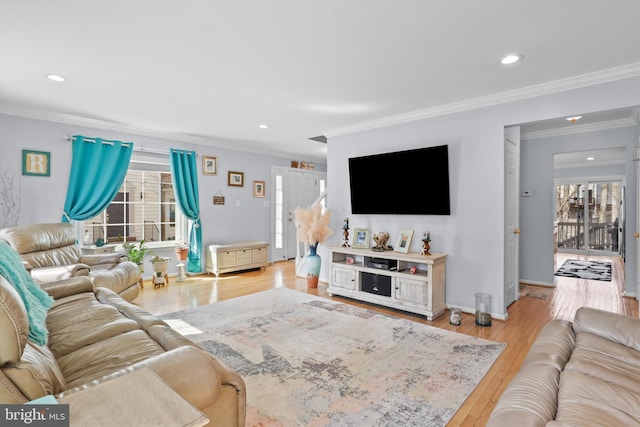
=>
[554,259,612,281]
[161,288,505,426]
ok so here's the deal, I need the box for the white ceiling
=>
[1,0,640,162]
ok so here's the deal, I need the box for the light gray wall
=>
[520,126,638,292]
[0,113,326,275]
[327,76,640,318]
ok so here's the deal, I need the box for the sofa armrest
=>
[40,277,94,299]
[31,264,90,283]
[80,253,128,266]
[573,306,640,352]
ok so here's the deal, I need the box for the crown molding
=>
[324,63,640,138]
[522,117,639,141]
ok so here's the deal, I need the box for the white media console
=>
[328,246,447,320]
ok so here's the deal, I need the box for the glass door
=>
[555,180,623,254]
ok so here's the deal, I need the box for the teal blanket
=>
[0,241,54,345]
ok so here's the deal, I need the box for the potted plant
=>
[150,255,172,287]
[123,240,154,273]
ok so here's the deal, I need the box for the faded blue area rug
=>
[161,288,505,426]
[554,259,612,281]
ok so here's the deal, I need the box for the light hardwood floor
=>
[134,256,638,426]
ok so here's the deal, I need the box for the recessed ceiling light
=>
[46,74,67,82]
[258,124,269,129]
[565,116,582,123]
[587,157,595,161]
[500,55,521,65]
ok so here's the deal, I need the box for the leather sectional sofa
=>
[0,270,246,425]
[487,306,640,426]
[0,222,141,302]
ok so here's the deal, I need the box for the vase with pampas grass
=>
[294,204,334,288]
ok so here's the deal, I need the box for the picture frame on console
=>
[353,228,370,249]
[395,230,414,253]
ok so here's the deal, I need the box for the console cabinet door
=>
[332,267,357,290]
[395,277,430,307]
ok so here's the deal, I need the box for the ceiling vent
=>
[308,135,327,143]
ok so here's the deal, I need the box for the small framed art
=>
[395,230,414,253]
[22,150,50,177]
[253,181,265,197]
[353,228,370,249]
[202,156,217,175]
[228,171,244,187]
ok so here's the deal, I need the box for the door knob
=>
[514,229,521,234]
[635,232,640,238]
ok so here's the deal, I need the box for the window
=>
[83,163,185,245]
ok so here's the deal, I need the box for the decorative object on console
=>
[202,155,217,175]
[294,204,334,288]
[341,217,350,247]
[228,171,244,187]
[372,231,392,252]
[421,231,431,256]
[395,230,414,253]
[352,228,370,249]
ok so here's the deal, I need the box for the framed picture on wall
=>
[353,228,370,249]
[395,230,414,253]
[228,171,244,187]
[253,180,265,197]
[22,150,50,177]
[202,156,217,175]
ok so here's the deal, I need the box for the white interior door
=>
[285,170,320,259]
[504,134,520,310]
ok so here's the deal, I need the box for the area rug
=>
[161,288,505,426]
[554,259,612,281]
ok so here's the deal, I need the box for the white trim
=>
[325,63,640,138]
[522,118,639,141]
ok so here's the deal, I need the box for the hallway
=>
[521,252,632,321]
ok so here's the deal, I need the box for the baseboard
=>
[519,280,554,287]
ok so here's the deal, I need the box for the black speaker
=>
[361,272,391,297]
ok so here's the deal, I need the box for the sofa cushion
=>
[46,292,141,359]
[0,276,28,365]
[58,330,166,387]
[573,306,640,352]
[556,370,640,426]
[1,342,67,400]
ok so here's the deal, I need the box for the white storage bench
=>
[206,241,270,277]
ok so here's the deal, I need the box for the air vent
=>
[308,135,327,143]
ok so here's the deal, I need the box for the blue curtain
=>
[62,136,132,222]
[170,149,202,273]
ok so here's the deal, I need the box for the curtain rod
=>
[63,135,198,156]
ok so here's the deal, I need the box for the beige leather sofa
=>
[0,273,246,426]
[487,306,640,426]
[0,223,141,302]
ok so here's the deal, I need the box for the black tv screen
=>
[348,145,451,215]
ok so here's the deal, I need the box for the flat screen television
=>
[348,145,451,215]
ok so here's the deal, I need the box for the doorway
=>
[555,180,624,256]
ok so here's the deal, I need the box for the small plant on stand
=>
[150,255,171,287]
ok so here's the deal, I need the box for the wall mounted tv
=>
[348,144,451,215]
